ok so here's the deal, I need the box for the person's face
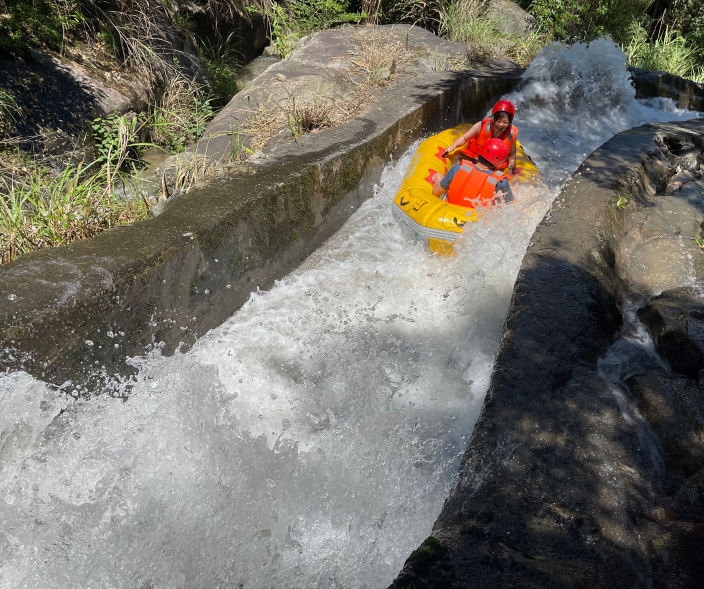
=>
[493,112,511,134]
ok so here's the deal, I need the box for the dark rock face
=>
[629,67,704,111]
[388,119,704,588]
[627,372,704,476]
[638,291,704,379]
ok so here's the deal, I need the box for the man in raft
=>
[431,138,514,208]
[443,100,518,174]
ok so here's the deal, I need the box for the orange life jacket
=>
[462,118,517,168]
[446,161,506,209]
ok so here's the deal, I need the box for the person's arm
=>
[443,121,482,156]
[432,164,460,197]
[493,178,514,204]
[432,172,447,196]
[506,140,517,174]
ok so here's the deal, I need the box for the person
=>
[432,139,514,209]
[442,100,518,174]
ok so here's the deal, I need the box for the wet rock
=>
[626,372,704,476]
[630,67,704,111]
[389,536,453,589]
[637,290,704,379]
[658,133,704,171]
[648,522,704,589]
[667,467,704,522]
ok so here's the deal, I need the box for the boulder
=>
[486,0,534,38]
[637,290,704,379]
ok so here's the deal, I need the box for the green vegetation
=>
[0,0,247,103]
[0,90,20,137]
[0,157,150,265]
[0,0,65,56]
[518,0,704,82]
[0,81,219,263]
[148,78,215,153]
[200,32,243,107]
[250,0,366,57]
[435,0,549,66]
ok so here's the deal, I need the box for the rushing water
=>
[0,40,699,589]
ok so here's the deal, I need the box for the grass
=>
[200,32,243,107]
[623,22,704,82]
[0,90,20,138]
[0,75,220,264]
[438,0,550,66]
[148,77,215,153]
[0,160,150,264]
[349,27,412,86]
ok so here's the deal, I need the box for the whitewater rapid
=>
[0,40,699,589]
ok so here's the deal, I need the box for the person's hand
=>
[441,150,450,159]
[508,160,516,175]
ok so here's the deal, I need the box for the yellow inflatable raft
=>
[392,123,539,255]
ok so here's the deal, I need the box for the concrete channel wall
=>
[388,117,704,588]
[0,68,522,387]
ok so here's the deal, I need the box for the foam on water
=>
[507,38,698,188]
[0,41,699,589]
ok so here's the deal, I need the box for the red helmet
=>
[479,139,509,167]
[492,100,515,118]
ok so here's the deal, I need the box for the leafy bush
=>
[91,113,146,173]
[0,0,65,56]
[527,0,650,43]
[253,0,365,58]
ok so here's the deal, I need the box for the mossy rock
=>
[392,536,454,589]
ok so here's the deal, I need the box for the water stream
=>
[0,40,699,589]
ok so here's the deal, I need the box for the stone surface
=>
[0,26,523,386]
[389,118,704,588]
[0,48,148,153]
[630,67,704,111]
[486,0,535,38]
[637,290,704,379]
[627,372,704,475]
[178,25,513,165]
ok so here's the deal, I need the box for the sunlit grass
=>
[438,0,551,66]
[0,161,150,264]
[623,23,703,82]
